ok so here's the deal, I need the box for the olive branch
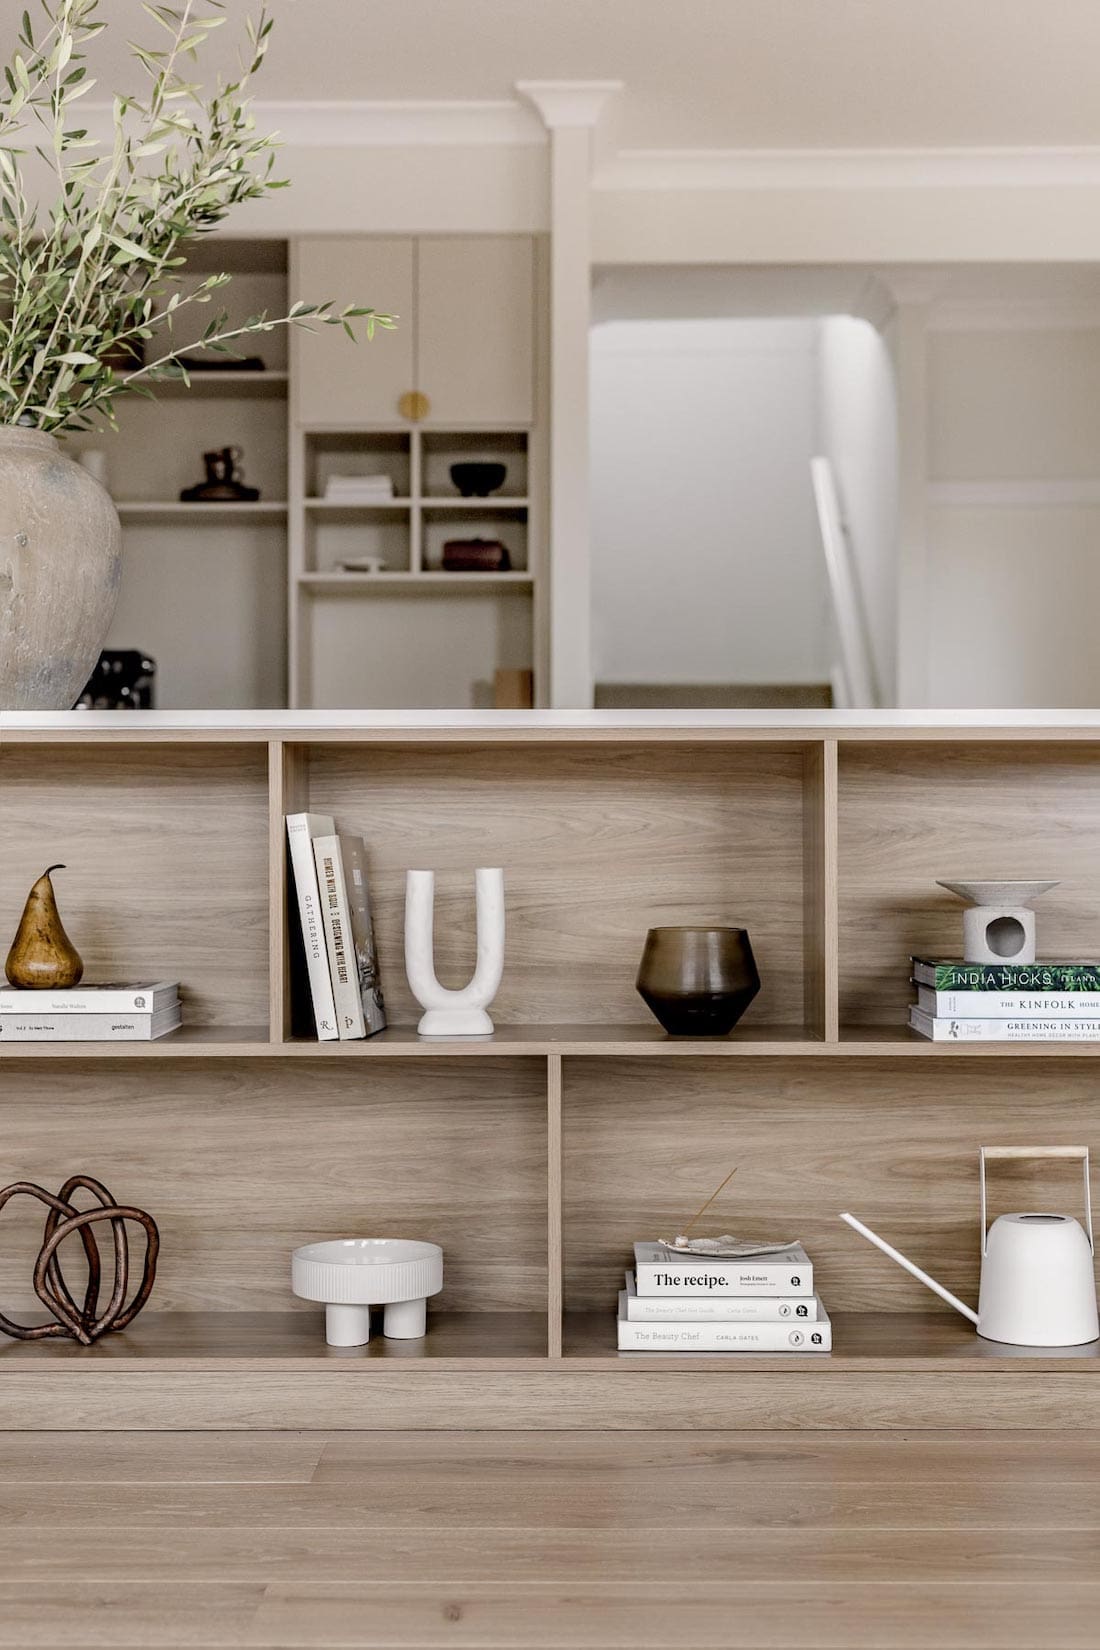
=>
[0,0,393,433]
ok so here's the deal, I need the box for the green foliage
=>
[0,1,392,432]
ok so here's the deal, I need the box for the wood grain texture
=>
[0,743,269,1025]
[802,739,839,1040]
[560,1055,1100,1312]
[3,1430,1100,1647]
[5,1368,1100,1429]
[547,1053,563,1356]
[0,1059,548,1313]
[839,742,1100,1025]
[306,742,810,1027]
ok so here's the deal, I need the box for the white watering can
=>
[842,1146,1099,1347]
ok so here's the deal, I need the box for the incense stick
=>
[679,1164,738,1239]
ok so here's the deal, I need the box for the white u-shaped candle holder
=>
[404,866,505,1037]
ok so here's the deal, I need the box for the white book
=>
[915,984,1100,1019]
[0,981,178,1014]
[909,1006,1100,1043]
[0,1006,182,1041]
[617,1292,831,1352]
[622,1272,819,1322]
[633,1241,813,1297]
[286,812,338,1041]
[313,834,367,1039]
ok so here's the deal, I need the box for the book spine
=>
[0,1013,180,1041]
[625,1294,819,1324]
[286,815,338,1041]
[633,1266,813,1297]
[340,837,387,1035]
[313,837,366,1040]
[917,986,1100,1019]
[0,988,177,1014]
[909,1007,1100,1042]
[912,958,1100,992]
[617,1320,831,1352]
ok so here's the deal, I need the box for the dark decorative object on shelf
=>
[5,866,83,989]
[176,354,266,373]
[449,461,507,497]
[636,925,761,1036]
[180,445,260,502]
[442,537,512,572]
[0,1176,159,1345]
[75,649,156,711]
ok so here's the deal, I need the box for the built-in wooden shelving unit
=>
[2,711,1099,1430]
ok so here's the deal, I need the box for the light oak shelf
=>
[562,1311,1100,1370]
[5,715,1100,1430]
[0,1312,548,1370]
[9,1023,1100,1059]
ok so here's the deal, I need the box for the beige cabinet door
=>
[416,237,535,425]
[292,237,414,425]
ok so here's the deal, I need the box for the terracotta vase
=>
[636,925,761,1036]
[0,426,122,710]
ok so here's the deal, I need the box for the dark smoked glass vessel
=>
[636,926,760,1036]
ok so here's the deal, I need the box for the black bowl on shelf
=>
[450,461,507,497]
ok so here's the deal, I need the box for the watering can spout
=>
[840,1212,980,1325]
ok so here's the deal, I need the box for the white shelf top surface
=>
[8,709,1100,733]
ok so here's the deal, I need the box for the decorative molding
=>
[80,98,546,148]
[595,145,1100,193]
[515,80,623,132]
[928,480,1100,508]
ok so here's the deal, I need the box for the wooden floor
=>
[2,1430,1099,1647]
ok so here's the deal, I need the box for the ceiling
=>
[80,0,1100,151]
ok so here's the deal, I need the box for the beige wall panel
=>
[293,238,414,425]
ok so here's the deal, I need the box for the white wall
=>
[816,315,899,701]
[589,317,828,687]
[923,324,1100,707]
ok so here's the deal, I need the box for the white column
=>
[517,82,621,709]
[884,275,939,708]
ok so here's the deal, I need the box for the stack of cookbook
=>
[909,956,1100,1042]
[286,813,387,1041]
[617,1240,832,1352]
[0,980,182,1041]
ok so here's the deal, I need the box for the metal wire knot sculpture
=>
[0,1176,159,1345]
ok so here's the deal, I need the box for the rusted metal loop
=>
[0,1182,95,1342]
[33,1205,160,1342]
[41,1174,122,1329]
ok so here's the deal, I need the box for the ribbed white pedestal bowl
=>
[291,1239,444,1346]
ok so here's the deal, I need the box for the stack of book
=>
[617,1242,832,1352]
[909,957,1100,1042]
[0,981,181,1042]
[286,813,387,1041]
[323,473,395,503]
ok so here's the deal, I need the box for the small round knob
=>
[398,391,430,422]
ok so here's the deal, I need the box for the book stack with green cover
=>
[909,958,1100,1042]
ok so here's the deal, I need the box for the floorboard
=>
[2,1429,1098,1648]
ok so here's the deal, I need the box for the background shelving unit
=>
[64,234,547,712]
[2,713,1100,1430]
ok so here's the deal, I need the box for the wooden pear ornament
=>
[5,865,84,989]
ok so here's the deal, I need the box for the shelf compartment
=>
[0,1057,549,1318]
[838,743,1100,1030]
[0,1310,548,1369]
[561,1310,1100,1370]
[420,430,528,500]
[421,505,528,574]
[0,742,270,1029]
[305,511,413,576]
[304,430,412,502]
